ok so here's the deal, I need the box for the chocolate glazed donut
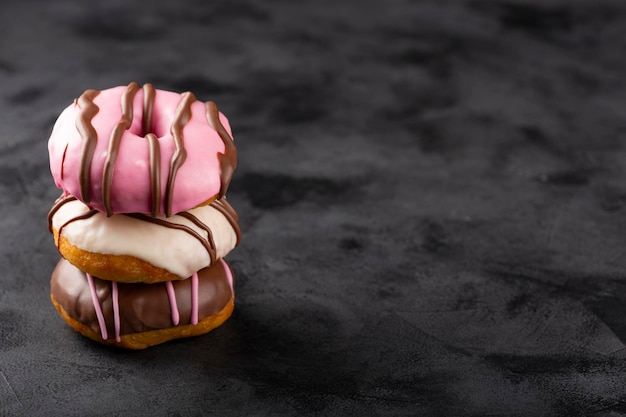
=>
[50,258,235,349]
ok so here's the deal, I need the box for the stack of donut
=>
[46,82,241,349]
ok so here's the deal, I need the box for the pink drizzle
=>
[165,281,180,326]
[112,281,121,342]
[86,273,108,340]
[85,268,210,341]
[191,272,199,325]
[219,258,233,290]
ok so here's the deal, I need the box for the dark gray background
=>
[1,0,626,415]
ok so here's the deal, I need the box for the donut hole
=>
[128,123,144,137]
[126,108,171,139]
[123,88,178,139]
[136,89,188,139]
[148,110,175,138]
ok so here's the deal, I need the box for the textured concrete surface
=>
[1,0,626,415]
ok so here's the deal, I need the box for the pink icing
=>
[219,258,233,289]
[165,281,180,326]
[48,85,233,215]
[191,272,199,325]
[86,273,108,340]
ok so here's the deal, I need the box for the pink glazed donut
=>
[48,82,237,216]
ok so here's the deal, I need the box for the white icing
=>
[52,199,238,278]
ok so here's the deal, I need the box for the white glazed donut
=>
[48,194,241,283]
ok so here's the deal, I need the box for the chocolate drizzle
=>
[178,212,217,262]
[165,92,196,216]
[210,198,242,246]
[48,195,77,233]
[102,82,140,216]
[205,101,238,199]
[57,210,98,248]
[49,193,99,249]
[142,83,161,216]
[145,133,161,217]
[75,89,101,203]
[142,83,155,136]
[60,144,68,180]
[125,212,217,264]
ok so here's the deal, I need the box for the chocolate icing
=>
[102,82,140,216]
[75,89,100,203]
[50,258,233,336]
[165,92,195,217]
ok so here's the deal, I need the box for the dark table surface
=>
[2,0,626,415]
